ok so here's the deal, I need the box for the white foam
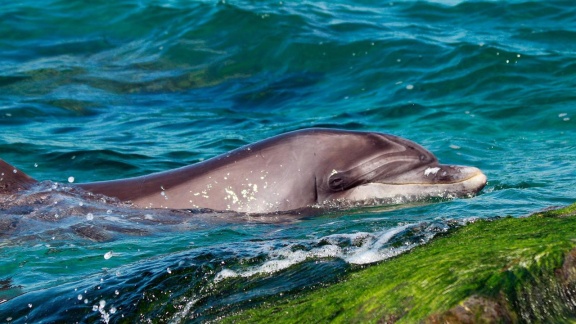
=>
[344,224,412,264]
[170,297,200,323]
[214,224,417,282]
[214,269,238,282]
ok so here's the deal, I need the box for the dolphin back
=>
[0,159,38,194]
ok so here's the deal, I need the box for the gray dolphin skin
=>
[1,128,487,214]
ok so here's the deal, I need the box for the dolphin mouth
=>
[373,165,487,188]
[387,166,486,188]
[326,166,487,205]
[370,173,487,193]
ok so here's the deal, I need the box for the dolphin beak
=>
[456,166,487,194]
[419,165,487,194]
[322,164,488,204]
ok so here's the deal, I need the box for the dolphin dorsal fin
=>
[0,159,37,194]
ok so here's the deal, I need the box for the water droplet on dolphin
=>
[424,167,441,177]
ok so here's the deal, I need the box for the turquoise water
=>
[1,0,575,322]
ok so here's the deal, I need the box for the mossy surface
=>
[224,203,576,323]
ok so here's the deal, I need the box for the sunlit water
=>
[1,0,575,322]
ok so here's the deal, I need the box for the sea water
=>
[1,0,575,322]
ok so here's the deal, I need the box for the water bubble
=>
[86,213,94,221]
[68,176,75,183]
[104,251,113,260]
[110,307,117,314]
[34,163,38,167]
[406,84,414,90]
[79,202,84,207]
[12,169,17,174]
[115,290,119,295]
[78,294,83,300]
[167,267,172,274]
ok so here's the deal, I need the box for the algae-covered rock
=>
[225,203,576,323]
[428,295,514,323]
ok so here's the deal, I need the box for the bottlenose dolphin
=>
[0,128,486,214]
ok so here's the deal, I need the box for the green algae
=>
[224,203,576,323]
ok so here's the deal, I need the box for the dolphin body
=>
[0,129,486,214]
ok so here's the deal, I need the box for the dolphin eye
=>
[328,174,345,191]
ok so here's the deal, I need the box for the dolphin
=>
[0,128,487,214]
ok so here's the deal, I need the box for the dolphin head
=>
[314,131,487,207]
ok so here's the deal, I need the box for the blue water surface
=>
[1,0,575,322]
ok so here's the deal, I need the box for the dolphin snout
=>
[466,167,488,193]
[453,166,487,192]
[424,165,481,182]
[421,165,487,194]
